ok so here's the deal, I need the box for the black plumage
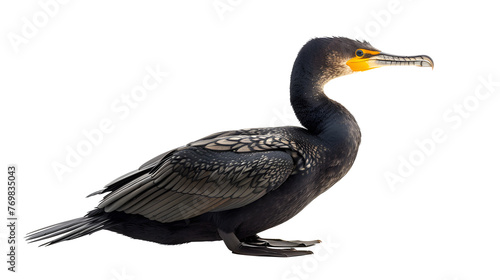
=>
[26,37,433,257]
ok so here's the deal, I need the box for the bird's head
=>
[293,37,433,86]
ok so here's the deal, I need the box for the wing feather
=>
[91,132,300,223]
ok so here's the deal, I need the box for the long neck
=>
[290,63,354,137]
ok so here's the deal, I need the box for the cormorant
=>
[26,37,433,257]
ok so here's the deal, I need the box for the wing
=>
[94,132,301,223]
[86,149,175,197]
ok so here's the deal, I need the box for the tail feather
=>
[26,211,112,246]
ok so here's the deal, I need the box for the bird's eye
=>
[355,49,364,57]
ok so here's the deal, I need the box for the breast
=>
[296,117,361,195]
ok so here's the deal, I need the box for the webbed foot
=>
[218,229,317,257]
[243,234,321,248]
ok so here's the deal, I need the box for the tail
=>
[26,210,113,246]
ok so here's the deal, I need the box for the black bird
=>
[27,37,433,257]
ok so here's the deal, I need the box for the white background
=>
[1,1,499,279]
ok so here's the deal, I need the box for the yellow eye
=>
[355,49,364,57]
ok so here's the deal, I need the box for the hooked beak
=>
[346,49,434,72]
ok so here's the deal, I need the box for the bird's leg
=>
[242,234,321,248]
[217,229,313,257]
